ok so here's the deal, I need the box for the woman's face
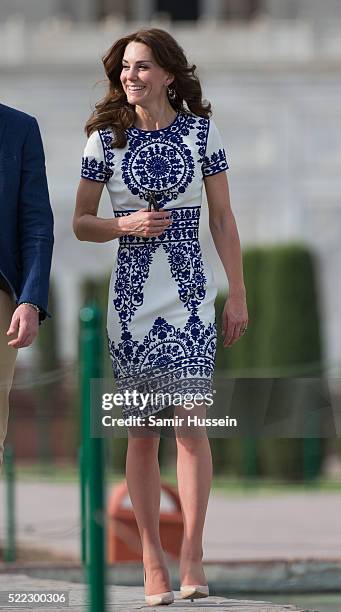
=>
[120,41,173,107]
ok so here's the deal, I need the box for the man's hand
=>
[7,304,39,349]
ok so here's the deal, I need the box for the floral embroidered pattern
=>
[108,314,217,417]
[99,129,115,173]
[121,135,195,202]
[196,117,210,164]
[202,148,228,176]
[81,157,112,182]
[113,242,159,325]
[113,207,206,321]
[81,128,115,182]
[162,239,206,312]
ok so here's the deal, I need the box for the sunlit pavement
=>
[1,482,341,562]
[0,573,308,611]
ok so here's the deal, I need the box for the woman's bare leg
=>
[174,405,212,586]
[126,426,172,595]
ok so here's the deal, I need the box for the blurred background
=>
[1,1,341,608]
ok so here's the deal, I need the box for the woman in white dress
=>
[73,28,248,606]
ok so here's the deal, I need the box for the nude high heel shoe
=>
[144,568,174,606]
[180,584,209,601]
[180,558,209,601]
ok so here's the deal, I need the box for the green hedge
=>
[213,243,323,481]
[255,244,322,374]
[257,244,322,481]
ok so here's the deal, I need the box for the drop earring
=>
[167,86,177,101]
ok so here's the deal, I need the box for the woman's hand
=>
[73,179,172,242]
[221,293,249,348]
[122,209,172,238]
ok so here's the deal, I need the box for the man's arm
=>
[17,116,54,321]
[7,117,54,349]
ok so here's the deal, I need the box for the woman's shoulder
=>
[181,110,210,123]
[179,111,213,136]
[83,127,116,168]
[87,125,115,139]
[86,127,116,155]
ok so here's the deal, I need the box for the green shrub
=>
[214,244,323,481]
[253,244,323,481]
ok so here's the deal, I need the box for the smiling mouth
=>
[127,86,145,92]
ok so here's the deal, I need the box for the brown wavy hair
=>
[85,28,211,148]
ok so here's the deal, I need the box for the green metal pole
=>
[4,444,16,562]
[79,444,87,565]
[79,305,106,612]
[79,312,91,566]
[79,304,98,565]
[89,429,106,612]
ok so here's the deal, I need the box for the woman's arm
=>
[204,171,248,347]
[73,178,122,242]
[73,178,172,242]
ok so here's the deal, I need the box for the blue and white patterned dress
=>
[81,111,228,418]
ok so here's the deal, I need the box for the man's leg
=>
[0,290,17,468]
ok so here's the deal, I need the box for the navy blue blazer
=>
[0,104,54,321]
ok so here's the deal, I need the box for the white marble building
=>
[2,0,341,23]
[0,10,340,375]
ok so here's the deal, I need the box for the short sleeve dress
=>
[81,111,229,418]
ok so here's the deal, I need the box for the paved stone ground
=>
[1,482,338,609]
[2,559,340,594]
[1,482,341,562]
[0,574,308,611]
